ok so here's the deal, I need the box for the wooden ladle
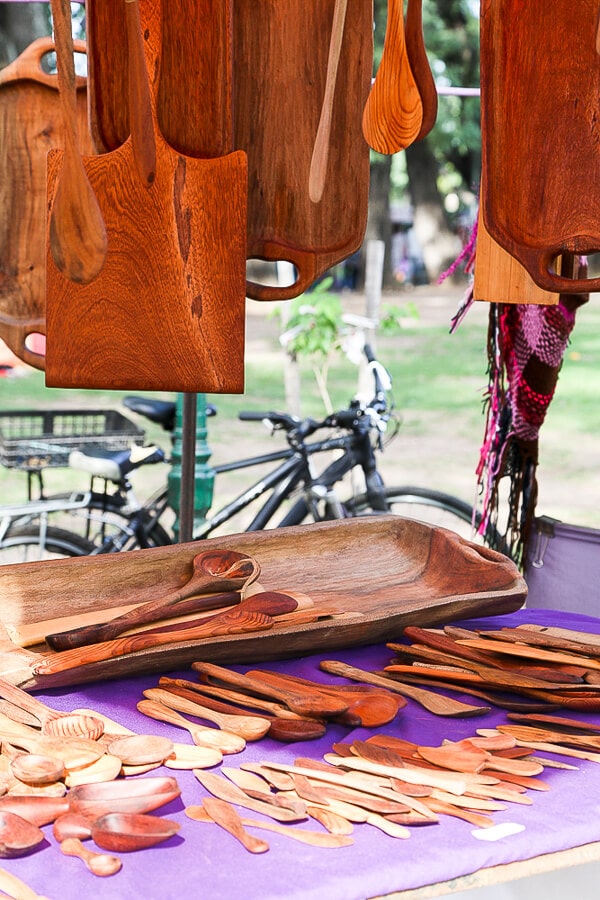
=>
[48,0,107,283]
[308,0,348,202]
[361,0,423,154]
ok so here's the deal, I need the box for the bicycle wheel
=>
[0,525,95,565]
[345,486,507,552]
[42,494,172,551]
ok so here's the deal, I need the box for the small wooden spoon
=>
[185,804,354,848]
[48,0,107,283]
[52,813,92,843]
[308,0,348,202]
[60,837,121,876]
[202,797,269,853]
[136,698,245,754]
[361,0,423,153]
[8,754,65,787]
[142,687,270,741]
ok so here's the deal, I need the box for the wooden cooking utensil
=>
[185,803,354,848]
[45,0,247,393]
[91,812,180,852]
[0,676,104,740]
[456,637,600,672]
[0,867,51,900]
[142,687,270,741]
[136,698,241,755]
[389,671,561,712]
[52,813,92,843]
[124,0,155,187]
[305,804,354,836]
[0,811,45,858]
[68,776,181,818]
[506,711,600,733]
[362,0,423,154]
[106,734,174,766]
[201,797,269,854]
[481,627,600,660]
[60,837,122,876]
[45,549,259,650]
[193,771,307,823]
[422,796,494,829]
[159,677,315,722]
[0,796,69,827]
[8,753,64,787]
[192,661,349,718]
[308,0,348,203]
[497,723,600,752]
[404,0,438,142]
[219,769,308,817]
[318,660,490,716]
[47,0,107,283]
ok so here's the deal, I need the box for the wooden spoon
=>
[361,0,423,153]
[124,0,155,188]
[404,0,437,141]
[0,678,104,740]
[201,797,269,853]
[106,734,174,767]
[52,813,92,843]
[142,687,270,741]
[191,661,349,718]
[193,770,307,823]
[136,698,243,754]
[0,796,69,827]
[506,711,600,733]
[0,867,51,900]
[48,0,107,283]
[389,671,562,712]
[318,660,490,716]
[308,0,348,202]
[91,812,181,852]
[8,753,64,787]
[0,811,45,857]
[497,723,600,751]
[157,676,311,721]
[60,837,122,876]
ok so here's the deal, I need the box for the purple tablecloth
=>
[3,607,600,900]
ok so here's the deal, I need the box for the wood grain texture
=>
[0,37,92,369]
[481,0,600,293]
[45,0,247,392]
[362,0,423,154]
[0,517,525,690]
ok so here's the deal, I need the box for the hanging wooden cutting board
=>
[480,0,600,294]
[85,0,373,302]
[0,37,92,370]
[45,0,247,393]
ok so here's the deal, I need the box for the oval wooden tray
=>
[0,517,526,690]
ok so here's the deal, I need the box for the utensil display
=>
[318,660,490,717]
[47,0,107,284]
[308,0,348,203]
[480,0,600,293]
[46,549,258,650]
[362,0,423,154]
[136,697,242,755]
[60,837,122,876]
[0,811,45,857]
[45,0,247,393]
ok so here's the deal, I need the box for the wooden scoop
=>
[361,0,423,153]
[318,660,490,717]
[45,549,259,649]
[48,0,107,283]
[0,811,45,858]
[60,837,122,876]
[142,687,270,741]
[192,661,349,718]
[193,770,307,823]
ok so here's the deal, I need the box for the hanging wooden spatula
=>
[48,0,107,283]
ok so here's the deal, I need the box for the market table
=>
[2,606,600,900]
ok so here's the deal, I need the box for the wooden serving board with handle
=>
[0,37,92,370]
[85,0,373,302]
[0,517,525,691]
[45,0,247,392]
[481,0,600,294]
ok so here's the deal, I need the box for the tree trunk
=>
[405,139,462,280]
[0,3,49,68]
[365,154,394,288]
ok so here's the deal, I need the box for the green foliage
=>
[281,279,343,361]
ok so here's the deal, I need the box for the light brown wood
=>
[193,771,307,823]
[308,0,348,203]
[362,0,423,154]
[201,797,269,854]
[90,811,181,852]
[142,687,270,741]
[0,867,51,900]
[48,0,107,284]
[59,837,122,876]
[0,811,44,858]
[135,698,240,755]
[67,776,181,818]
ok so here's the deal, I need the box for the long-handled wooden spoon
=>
[388,671,562,712]
[135,698,241,755]
[142,687,270,741]
[48,0,107,283]
[404,0,437,141]
[309,0,348,202]
[193,770,306,823]
[124,0,155,188]
[59,837,121,876]
[318,660,490,716]
[185,803,354,848]
[361,0,423,154]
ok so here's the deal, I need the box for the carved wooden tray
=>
[0,517,526,690]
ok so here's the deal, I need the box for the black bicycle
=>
[0,346,503,561]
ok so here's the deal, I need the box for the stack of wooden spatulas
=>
[379,623,600,713]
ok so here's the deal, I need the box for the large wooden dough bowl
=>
[0,517,526,689]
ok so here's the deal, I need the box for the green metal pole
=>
[167,393,215,540]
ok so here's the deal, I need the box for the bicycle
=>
[0,346,504,563]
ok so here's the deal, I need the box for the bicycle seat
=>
[69,445,165,482]
[123,396,217,431]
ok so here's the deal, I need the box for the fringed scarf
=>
[476,291,587,566]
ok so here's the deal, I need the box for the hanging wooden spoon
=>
[136,698,243,755]
[60,837,122,876]
[404,0,437,141]
[361,0,423,154]
[124,0,155,187]
[309,0,348,202]
[142,687,270,741]
[318,660,490,716]
[48,0,107,283]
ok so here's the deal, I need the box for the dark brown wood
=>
[362,0,422,154]
[0,517,526,690]
[482,627,600,660]
[47,0,107,284]
[481,0,600,292]
[0,38,91,369]
[404,0,438,142]
[45,0,247,392]
[125,0,156,187]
